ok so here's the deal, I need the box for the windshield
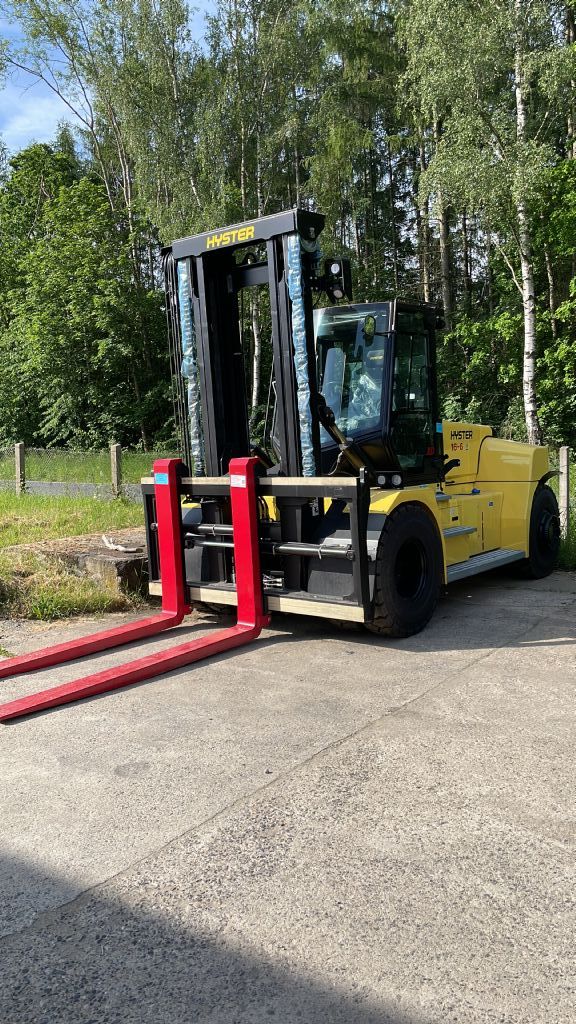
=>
[314,304,391,444]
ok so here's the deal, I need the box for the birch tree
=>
[401,0,574,443]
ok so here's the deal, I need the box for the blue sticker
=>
[154,472,169,485]
[436,422,443,433]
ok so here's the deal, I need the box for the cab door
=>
[389,307,439,482]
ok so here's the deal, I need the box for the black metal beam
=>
[172,209,324,260]
[267,236,302,477]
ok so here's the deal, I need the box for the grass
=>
[0,491,146,620]
[0,491,143,549]
[0,550,139,620]
[0,449,176,485]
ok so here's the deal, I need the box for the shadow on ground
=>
[1,850,426,1024]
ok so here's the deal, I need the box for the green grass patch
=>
[0,491,143,549]
[0,449,177,485]
[0,550,140,620]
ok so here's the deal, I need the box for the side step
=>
[447,548,525,583]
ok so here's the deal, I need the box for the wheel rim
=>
[537,509,560,555]
[394,539,427,600]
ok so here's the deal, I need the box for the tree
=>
[13,177,168,446]
[0,143,81,442]
[2,0,575,452]
[401,0,575,443]
[0,141,169,447]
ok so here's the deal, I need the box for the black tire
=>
[367,503,443,638]
[518,485,560,579]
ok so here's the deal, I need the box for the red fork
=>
[0,457,269,721]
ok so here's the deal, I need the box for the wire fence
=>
[0,445,179,500]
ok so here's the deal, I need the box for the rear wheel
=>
[367,503,443,638]
[518,485,560,579]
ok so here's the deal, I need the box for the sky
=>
[0,5,212,155]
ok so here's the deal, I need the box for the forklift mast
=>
[163,208,328,478]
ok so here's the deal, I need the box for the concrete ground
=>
[0,571,574,1024]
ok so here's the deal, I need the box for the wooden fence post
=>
[15,443,25,495]
[559,446,570,539]
[110,443,122,498]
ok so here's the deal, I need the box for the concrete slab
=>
[0,574,574,1022]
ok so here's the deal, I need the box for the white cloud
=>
[0,80,82,154]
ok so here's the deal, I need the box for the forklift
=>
[146,207,560,635]
[0,208,560,720]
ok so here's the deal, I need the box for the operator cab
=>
[315,300,440,482]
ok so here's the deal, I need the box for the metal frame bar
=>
[267,235,302,477]
[145,472,372,622]
[172,209,324,260]
[0,457,269,722]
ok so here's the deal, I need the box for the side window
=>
[391,329,434,471]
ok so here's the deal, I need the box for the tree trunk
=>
[417,142,432,302]
[462,209,471,312]
[438,203,453,329]
[514,1,543,445]
[240,121,247,216]
[386,138,400,293]
[293,86,301,206]
[486,229,494,314]
[544,244,558,340]
[518,211,541,444]
[567,5,576,158]
[131,369,149,449]
[433,122,454,334]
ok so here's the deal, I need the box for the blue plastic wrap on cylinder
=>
[286,233,315,475]
[177,260,205,475]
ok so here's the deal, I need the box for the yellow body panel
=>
[366,420,550,580]
[442,421,492,482]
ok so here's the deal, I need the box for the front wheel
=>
[518,485,560,579]
[367,503,443,638]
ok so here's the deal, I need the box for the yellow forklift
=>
[145,207,560,636]
[0,208,560,720]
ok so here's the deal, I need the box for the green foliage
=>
[0,0,575,457]
[0,143,170,448]
[438,311,524,432]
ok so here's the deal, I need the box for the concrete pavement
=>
[0,572,574,1022]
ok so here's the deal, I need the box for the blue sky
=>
[0,5,212,154]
